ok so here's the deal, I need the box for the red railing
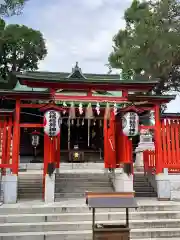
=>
[143,150,156,175]
[143,150,180,174]
[143,118,180,174]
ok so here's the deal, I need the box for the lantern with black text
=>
[31,131,40,147]
[122,112,139,137]
[31,131,40,163]
[44,110,61,137]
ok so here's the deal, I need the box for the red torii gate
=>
[0,78,175,201]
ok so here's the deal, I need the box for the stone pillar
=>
[135,129,154,172]
[156,168,170,200]
[44,174,55,203]
[112,168,134,193]
[2,172,18,203]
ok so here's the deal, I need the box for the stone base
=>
[156,171,170,200]
[111,169,134,193]
[44,174,55,203]
[2,174,17,204]
[148,168,180,201]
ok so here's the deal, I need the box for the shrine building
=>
[0,62,180,203]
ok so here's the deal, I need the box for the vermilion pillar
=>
[56,133,60,168]
[2,119,7,169]
[104,112,116,168]
[12,99,20,174]
[108,112,116,168]
[43,133,50,176]
[6,117,12,167]
[154,105,163,174]
[104,118,108,168]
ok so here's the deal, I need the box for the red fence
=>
[144,118,180,174]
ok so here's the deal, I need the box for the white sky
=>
[5,0,180,112]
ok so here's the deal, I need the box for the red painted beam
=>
[54,94,128,103]
[20,104,47,108]
[21,80,155,91]
[20,123,44,128]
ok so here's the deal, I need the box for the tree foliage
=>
[0,0,28,16]
[0,19,47,88]
[109,0,180,94]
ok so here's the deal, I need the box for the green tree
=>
[0,19,47,88]
[0,0,28,16]
[109,0,180,94]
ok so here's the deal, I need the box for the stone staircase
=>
[0,200,180,239]
[134,173,157,197]
[55,172,113,201]
[18,172,43,200]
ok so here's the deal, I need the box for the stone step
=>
[56,174,109,179]
[0,230,180,240]
[18,189,43,193]
[18,179,43,182]
[133,181,150,185]
[55,187,113,193]
[18,186,43,190]
[1,211,180,223]
[55,182,111,187]
[55,177,110,182]
[133,179,149,182]
[2,202,180,215]
[135,192,157,197]
[133,187,155,192]
[55,191,111,199]
[0,220,180,233]
[17,194,43,199]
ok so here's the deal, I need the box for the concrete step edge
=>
[1,218,180,226]
[0,228,180,237]
[1,210,180,218]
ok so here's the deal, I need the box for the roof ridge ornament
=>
[67,62,87,79]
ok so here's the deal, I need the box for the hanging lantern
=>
[122,112,139,137]
[79,103,83,115]
[44,110,61,137]
[31,131,40,147]
[96,102,100,115]
[113,103,118,116]
[31,130,40,163]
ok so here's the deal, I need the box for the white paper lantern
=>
[44,110,61,137]
[122,112,139,137]
[32,134,40,147]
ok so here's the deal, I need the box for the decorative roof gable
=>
[67,62,86,79]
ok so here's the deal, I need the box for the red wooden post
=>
[108,111,116,168]
[6,117,12,167]
[154,105,163,174]
[43,133,49,176]
[2,119,7,174]
[170,120,176,165]
[104,118,108,168]
[56,133,60,169]
[175,120,180,163]
[43,133,49,199]
[115,120,122,167]
[12,99,21,175]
